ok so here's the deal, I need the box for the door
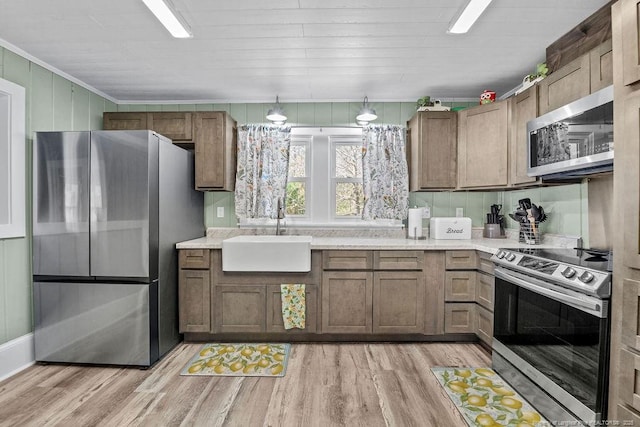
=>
[33,132,90,277]
[90,131,156,278]
[33,281,154,366]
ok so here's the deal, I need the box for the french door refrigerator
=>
[32,130,204,366]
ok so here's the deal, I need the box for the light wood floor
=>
[0,342,491,427]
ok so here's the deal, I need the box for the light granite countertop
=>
[176,235,565,254]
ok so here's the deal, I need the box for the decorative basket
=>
[519,221,540,245]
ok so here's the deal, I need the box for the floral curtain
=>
[235,124,291,219]
[361,124,409,220]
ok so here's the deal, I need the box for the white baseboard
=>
[0,333,35,382]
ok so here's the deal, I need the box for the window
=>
[332,140,364,217]
[286,127,368,225]
[286,137,310,217]
[0,78,26,238]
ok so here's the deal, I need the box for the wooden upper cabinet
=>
[509,85,539,186]
[194,111,237,191]
[103,112,148,131]
[103,111,193,142]
[622,0,640,86]
[457,100,509,188]
[590,39,613,92]
[407,111,457,190]
[624,92,640,269]
[538,54,590,115]
[147,112,193,142]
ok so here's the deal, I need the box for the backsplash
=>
[206,182,588,242]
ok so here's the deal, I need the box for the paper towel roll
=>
[408,208,423,238]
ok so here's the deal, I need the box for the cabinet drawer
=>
[323,250,373,270]
[445,251,478,270]
[374,250,423,270]
[477,251,495,275]
[476,305,493,346]
[476,272,495,311]
[179,249,210,269]
[444,271,477,301]
[444,303,476,334]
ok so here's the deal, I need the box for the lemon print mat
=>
[431,367,552,427]
[181,343,290,377]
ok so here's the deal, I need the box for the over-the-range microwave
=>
[527,85,613,179]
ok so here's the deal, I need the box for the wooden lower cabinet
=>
[322,271,373,333]
[476,272,495,311]
[444,271,477,301]
[266,284,318,333]
[178,249,212,333]
[373,271,425,334]
[178,269,211,333]
[215,285,266,333]
[444,251,494,341]
[444,303,477,334]
[476,305,493,345]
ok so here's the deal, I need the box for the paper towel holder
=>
[406,226,427,240]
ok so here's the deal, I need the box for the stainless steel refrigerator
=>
[32,130,204,367]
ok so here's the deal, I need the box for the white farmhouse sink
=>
[222,235,312,272]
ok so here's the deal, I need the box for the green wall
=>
[0,46,116,346]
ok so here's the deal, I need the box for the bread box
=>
[429,217,472,240]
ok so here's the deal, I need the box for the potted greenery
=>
[416,96,433,111]
[517,63,548,94]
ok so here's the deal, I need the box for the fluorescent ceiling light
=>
[142,0,193,38]
[448,0,493,34]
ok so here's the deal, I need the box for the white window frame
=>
[283,127,399,228]
[286,136,311,219]
[330,137,364,221]
[0,78,26,238]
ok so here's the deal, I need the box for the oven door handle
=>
[494,268,605,317]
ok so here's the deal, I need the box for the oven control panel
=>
[492,250,611,298]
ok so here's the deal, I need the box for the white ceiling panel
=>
[0,0,612,102]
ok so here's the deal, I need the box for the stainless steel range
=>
[491,248,612,424]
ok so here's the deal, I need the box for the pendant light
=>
[356,96,377,124]
[266,96,287,125]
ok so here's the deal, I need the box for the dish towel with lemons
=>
[280,284,305,329]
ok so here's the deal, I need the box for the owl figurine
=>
[480,90,496,104]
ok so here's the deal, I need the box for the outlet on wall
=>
[217,207,225,218]
[456,207,464,217]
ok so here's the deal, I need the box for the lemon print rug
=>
[431,367,552,427]
[181,343,291,377]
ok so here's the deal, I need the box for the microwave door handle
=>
[494,268,603,317]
